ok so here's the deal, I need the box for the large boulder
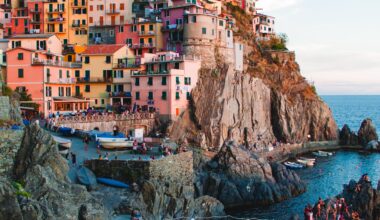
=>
[339,124,358,145]
[198,140,306,208]
[358,118,378,147]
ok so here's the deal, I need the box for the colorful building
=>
[131,51,201,121]
[0,7,12,37]
[88,0,134,44]
[68,0,88,45]
[44,0,69,44]
[8,34,62,54]
[10,7,29,35]
[6,47,86,116]
[27,1,45,34]
[78,44,132,108]
[131,17,163,56]
[252,13,275,40]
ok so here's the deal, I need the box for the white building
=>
[234,42,243,71]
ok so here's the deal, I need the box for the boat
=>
[58,127,75,136]
[284,162,304,169]
[76,166,97,187]
[96,136,134,149]
[296,159,315,167]
[96,177,129,188]
[299,157,316,162]
[312,150,333,157]
[52,135,72,149]
[58,145,69,155]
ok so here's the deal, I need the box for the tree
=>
[15,88,40,110]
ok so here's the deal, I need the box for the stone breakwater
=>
[0,130,23,176]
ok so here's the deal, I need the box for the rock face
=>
[0,122,106,220]
[339,124,359,146]
[195,140,306,208]
[358,118,378,147]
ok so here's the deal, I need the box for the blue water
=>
[230,96,380,219]
[322,95,380,134]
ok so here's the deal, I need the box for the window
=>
[161,76,167,85]
[219,20,224,26]
[148,92,153,100]
[119,25,124,32]
[75,86,80,96]
[66,70,70,78]
[95,99,98,105]
[176,76,180,85]
[212,29,214,36]
[120,3,124,10]
[85,85,90,92]
[84,56,90,63]
[89,5,93,11]
[66,87,71,96]
[17,53,23,60]
[106,85,111,92]
[227,30,230,37]
[18,69,24,78]
[191,16,196,23]
[109,30,114,37]
[186,92,191,100]
[59,70,62,78]
[174,62,180,69]
[135,91,140,100]
[162,91,167,100]
[202,27,206,34]
[165,10,169,17]
[101,99,105,105]
[149,24,153,31]
[175,92,180,100]
[15,19,18,26]
[89,17,93,23]
[46,86,52,97]
[184,77,191,85]
[75,70,80,77]
[105,56,111,63]
[147,77,153,86]
[135,78,140,86]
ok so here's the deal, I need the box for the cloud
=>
[256,0,302,12]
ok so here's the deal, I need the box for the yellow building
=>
[63,44,86,62]
[44,0,69,44]
[68,0,88,45]
[78,44,132,108]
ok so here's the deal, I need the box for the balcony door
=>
[111,16,115,26]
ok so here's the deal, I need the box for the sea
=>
[229,95,380,219]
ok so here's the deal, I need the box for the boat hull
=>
[97,177,129,188]
[52,136,72,149]
[77,166,97,187]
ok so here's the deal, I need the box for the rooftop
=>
[9,34,55,39]
[82,44,126,55]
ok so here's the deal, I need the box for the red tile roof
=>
[82,44,126,55]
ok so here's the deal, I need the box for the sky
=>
[256,0,380,95]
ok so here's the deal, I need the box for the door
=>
[111,16,115,26]
[99,16,104,26]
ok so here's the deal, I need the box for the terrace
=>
[32,58,82,68]
[76,77,113,83]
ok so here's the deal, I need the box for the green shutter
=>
[176,76,180,85]
[176,92,180,100]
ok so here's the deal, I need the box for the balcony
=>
[130,43,155,49]
[71,2,86,7]
[109,92,131,98]
[132,70,170,76]
[46,78,76,84]
[32,58,82,68]
[113,62,141,69]
[138,31,155,36]
[106,9,120,14]
[71,23,87,28]
[161,24,183,32]
[30,8,41,13]
[46,28,67,34]
[30,19,41,24]
[76,77,113,83]
[46,17,65,23]
[145,55,199,63]
[46,8,65,14]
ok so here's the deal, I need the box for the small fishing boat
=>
[299,157,316,162]
[96,136,134,149]
[58,127,75,136]
[52,135,72,149]
[284,161,304,169]
[76,166,97,187]
[312,150,333,157]
[97,177,129,188]
[296,159,315,167]
[58,145,69,155]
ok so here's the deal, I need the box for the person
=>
[104,153,109,160]
[114,156,118,160]
[70,152,77,166]
[98,155,103,160]
[133,140,138,154]
[83,135,90,151]
[113,125,118,136]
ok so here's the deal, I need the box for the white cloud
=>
[256,0,302,12]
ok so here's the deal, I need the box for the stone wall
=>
[84,151,194,185]
[0,130,23,176]
[0,96,10,120]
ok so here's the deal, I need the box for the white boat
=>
[284,161,304,169]
[52,135,72,149]
[300,157,316,162]
[97,137,134,149]
[296,159,315,167]
[312,151,333,157]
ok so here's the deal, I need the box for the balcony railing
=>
[145,55,200,63]
[130,43,155,48]
[46,8,65,14]
[72,23,87,27]
[46,78,76,84]
[71,2,86,7]
[138,31,155,36]
[46,17,65,23]
[132,70,169,76]
[113,62,141,69]
[32,58,82,68]
[109,92,131,98]
[30,19,41,24]
[30,8,41,13]
[106,9,120,14]
[76,77,113,83]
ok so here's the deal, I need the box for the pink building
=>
[115,23,138,46]
[10,7,30,35]
[0,7,12,37]
[131,51,201,121]
[6,47,87,116]
[253,13,275,40]
[8,34,62,55]
[27,1,45,34]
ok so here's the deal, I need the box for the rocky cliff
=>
[170,6,338,150]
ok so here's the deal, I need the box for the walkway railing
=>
[56,113,156,124]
